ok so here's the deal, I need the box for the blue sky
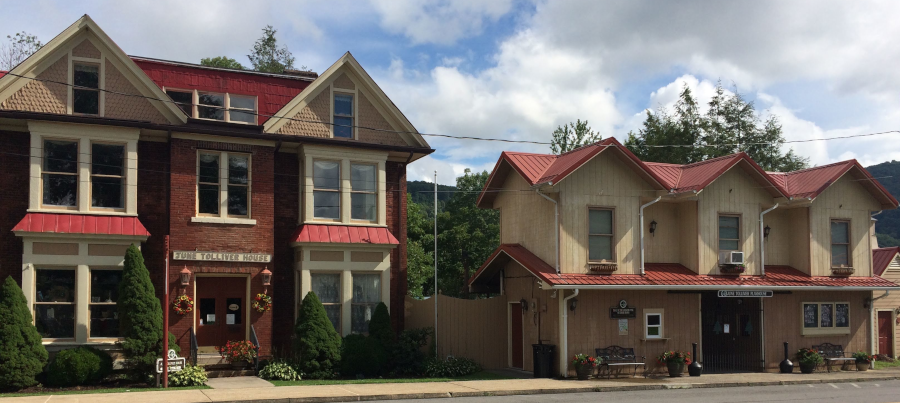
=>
[3,0,900,185]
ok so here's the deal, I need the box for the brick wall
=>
[386,161,408,333]
[0,131,29,284]
[272,151,299,351]
[137,140,170,298]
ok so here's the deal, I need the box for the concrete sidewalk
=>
[4,368,900,403]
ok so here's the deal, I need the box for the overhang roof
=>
[873,247,900,277]
[12,213,150,237]
[290,224,399,245]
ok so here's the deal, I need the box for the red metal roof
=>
[470,244,898,289]
[290,224,399,245]
[12,213,150,237]
[643,153,787,197]
[873,247,900,277]
[769,160,898,207]
[0,71,6,79]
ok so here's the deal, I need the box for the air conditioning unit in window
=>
[718,251,745,265]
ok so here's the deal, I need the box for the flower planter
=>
[231,360,249,370]
[856,362,870,372]
[575,364,593,380]
[799,362,816,374]
[666,361,685,377]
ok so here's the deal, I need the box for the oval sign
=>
[619,299,628,309]
[228,304,239,311]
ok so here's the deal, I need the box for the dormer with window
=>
[164,89,258,124]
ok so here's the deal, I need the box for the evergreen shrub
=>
[0,276,49,390]
[118,244,164,377]
[47,347,113,386]
[294,292,341,379]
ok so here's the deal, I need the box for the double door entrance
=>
[701,292,762,372]
[195,276,247,349]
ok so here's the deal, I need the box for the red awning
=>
[290,224,399,245]
[12,213,151,237]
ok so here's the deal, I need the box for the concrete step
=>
[207,369,256,378]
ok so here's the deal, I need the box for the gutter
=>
[639,196,662,276]
[536,189,560,274]
[559,289,579,378]
[759,203,779,276]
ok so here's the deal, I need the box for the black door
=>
[701,292,761,372]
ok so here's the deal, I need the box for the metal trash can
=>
[532,343,556,378]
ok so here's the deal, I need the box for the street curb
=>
[207,375,900,403]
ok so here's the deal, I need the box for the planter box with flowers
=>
[657,351,691,377]
[852,351,875,371]
[718,264,746,275]
[571,354,599,380]
[217,340,258,370]
[795,348,823,373]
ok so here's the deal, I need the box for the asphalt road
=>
[371,380,900,403]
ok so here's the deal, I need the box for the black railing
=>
[250,324,260,373]
[189,327,198,366]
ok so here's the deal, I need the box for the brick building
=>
[0,15,432,356]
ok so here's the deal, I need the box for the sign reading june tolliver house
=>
[173,251,272,263]
[717,290,773,298]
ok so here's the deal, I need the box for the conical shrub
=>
[294,292,341,379]
[118,244,163,377]
[0,276,48,390]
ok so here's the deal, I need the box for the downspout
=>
[759,203,779,276]
[536,189,560,273]
[559,288,579,378]
[639,197,662,276]
[869,291,891,363]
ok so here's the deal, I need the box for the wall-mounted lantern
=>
[569,297,578,313]
[180,267,192,287]
[520,298,528,312]
[764,225,771,240]
[649,220,657,236]
[261,266,273,287]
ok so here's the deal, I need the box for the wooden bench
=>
[595,345,646,379]
[813,343,857,372]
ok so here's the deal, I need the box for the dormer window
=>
[198,92,225,121]
[165,89,258,124]
[73,64,100,115]
[333,93,353,138]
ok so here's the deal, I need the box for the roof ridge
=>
[680,152,742,168]
[557,138,612,156]
[783,159,855,176]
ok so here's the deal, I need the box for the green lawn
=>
[270,371,512,386]
[874,360,900,370]
[0,385,209,398]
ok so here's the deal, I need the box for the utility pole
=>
[433,171,438,356]
[162,235,169,388]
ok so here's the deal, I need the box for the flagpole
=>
[163,235,169,388]
[433,171,438,356]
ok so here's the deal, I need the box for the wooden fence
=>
[404,294,508,369]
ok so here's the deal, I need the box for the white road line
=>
[808,384,815,388]
[851,383,860,388]
[874,384,881,387]
[828,383,839,389]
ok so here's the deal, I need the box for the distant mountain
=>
[407,180,455,217]
[867,161,900,247]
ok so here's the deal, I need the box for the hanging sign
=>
[717,290,773,298]
[156,350,186,373]
[173,251,272,263]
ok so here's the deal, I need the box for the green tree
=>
[294,292,341,379]
[118,244,163,377]
[248,25,297,73]
[406,193,434,298]
[200,56,245,70]
[0,276,48,390]
[550,119,601,154]
[0,32,42,71]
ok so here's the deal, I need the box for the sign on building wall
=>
[610,300,636,319]
[173,251,272,263]
[717,290,773,298]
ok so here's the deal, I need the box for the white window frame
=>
[40,137,80,211]
[802,302,851,336]
[312,159,342,221]
[87,267,124,340]
[644,308,664,339]
[163,87,258,124]
[193,150,254,224]
[89,141,127,212]
[332,90,355,139]
[350,272,382,335]
[310,272,342,334]
[301,146,387,226]
[33,267,78,341]
[350,162,378,223]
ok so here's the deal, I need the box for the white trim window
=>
[198,92,225,121]
[73,63,100,115]
[311,273,342,333]
[197,151,251,218]
[644,309,664,339]
[41,139,79,208]
[90,142,125,210]
[351,273,381,334]
[165,89,258,124]
[350,163,377,221]
[89,269,122,338]
[802,302,851,336]
[229,94,256,124]
[34,268,77,339]
[333,93,354,138]
[313,160,341,220]
[166,89,193,115]
[588,208,614,262]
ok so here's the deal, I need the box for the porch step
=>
[207,369,256,378]
[198,353,227,367]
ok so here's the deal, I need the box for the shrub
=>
[47,347,113,386]
[340,334,380,377]
[389,328,432,377]
[168,364,207,386]
[118,244,164,377]
[259,360,301,381]
[0,276,49,390]
[425,356,481,378]
[294,292,341,379]
[367,302,393,375]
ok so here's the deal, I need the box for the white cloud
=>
[368,0,514,45]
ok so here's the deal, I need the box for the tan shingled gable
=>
[276,89,330,137]
[0,55,68,114]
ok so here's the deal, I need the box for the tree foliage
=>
[406,194,434,298]
[550,119,601,154]
[118,244,163,377]
[0,32,42,71]
[248,25,296,73]
[294,291,341,379]
[625,82,809,172]
[0,276,48,390]
[200,56,245,70]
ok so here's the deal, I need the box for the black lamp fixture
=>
[649,220,657,236]
[569,297,578,313]
[764,225,771,240]
[520,298,528,312]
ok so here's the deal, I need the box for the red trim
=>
[12,213,151,237]
[290,224,399,245]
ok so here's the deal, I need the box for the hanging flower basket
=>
[719,264,746,275]
[253,293,272,313]
[173,294,194,315]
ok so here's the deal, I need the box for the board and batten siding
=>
[762,207,811,273]
[493,171,557,267]
[697,167,774,275]
[874,259,900,356]
[644,201,700,271]
[501,263,559,371]
[809,175,880,277]
[556,151,658,275]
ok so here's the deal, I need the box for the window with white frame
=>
[198,92,225,121]
[90,143,125,209]
[73,63,100,115]
[588,208,614,262]
[165,89,258,124]
[719,215,740,251]
[229,95,256,124]
[350,163,377,221]
[313,160,341,219]
[644,309,664,339]
[333,93,353,138]
[351,273,381,334]
[831,220,851,268]
[198,153,220,215]
[802,302,850,335]
[197,151,251,218]
[34,268,77,339]
[166,89,192,115]
[311,273,342,333]
[42,139,79,208]
[89,269,122,338]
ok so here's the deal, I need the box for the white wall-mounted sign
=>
[717,290,773,298]
[173,251,272,263]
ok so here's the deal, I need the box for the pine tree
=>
[550,119,601,154]
[294,292,341,379]
[248,25,297,73]
[0,276,48,390]
[118,244,163,377]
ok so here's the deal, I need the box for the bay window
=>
[313,160,341,219]
[90,143,125,209]
[89,270,122,338]
[42,139,79,208]
[34,268,76,339]
[351,273,381,334]
[73,63,100,115]
[350,163,376,221]
[311,273,342,333]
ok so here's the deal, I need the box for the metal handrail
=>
[189,327,198,366]
[250,324,260,372]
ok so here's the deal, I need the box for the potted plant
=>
[719,264,746,275]
[571,354,598,380]
[795,348,823,374]
[852,351,875,371]
[216,340,257,370]
[657,351,691,377]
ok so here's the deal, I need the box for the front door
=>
[196,277,246,348]
[510,303,523,368]
[878,311,893,356]
[701,292,762,372]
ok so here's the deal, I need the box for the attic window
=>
[73,64,99,115]
[333,93,353,138]
[198,92,225,121]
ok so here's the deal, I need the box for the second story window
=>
[350,163,376,221]
[227,155,250,216]
[166,90,193,115]
[42,139,79,208]
[229,95,256,124]
[198,92,225,121]
[313,160,341,219]
[90,143,125,209]
[197,151,251,218]
[73,64,100,115]
[588,208,614,262]
[198,153,220,215]
[718,215,740,251]
[333,93,353,138]
[831,220,851,268]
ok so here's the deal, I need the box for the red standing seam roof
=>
[12,213,151,237]
[873,247,900,277]
[290,224,399,245]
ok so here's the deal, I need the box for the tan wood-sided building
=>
[873,246,900,358]
[469,138,899,376]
